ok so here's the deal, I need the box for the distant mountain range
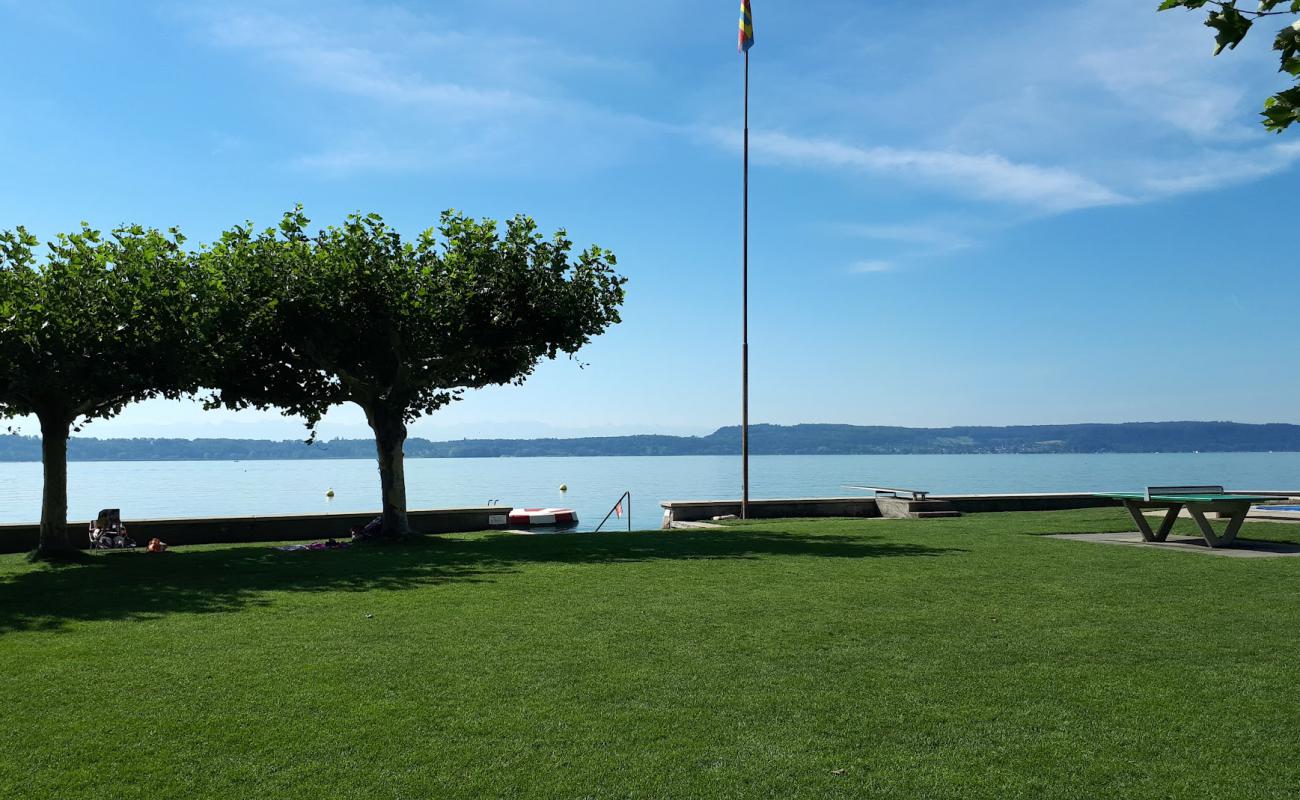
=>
[0,421,1298,462]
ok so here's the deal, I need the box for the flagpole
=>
[741,49,750,520]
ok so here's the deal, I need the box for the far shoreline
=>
[5,422,1300,462]
[2,450,1300,465]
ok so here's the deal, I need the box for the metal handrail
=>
[592,491,631,534]
[844,485,930,500]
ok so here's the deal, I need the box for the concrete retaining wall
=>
[935,493,1117,514]
[661,493,1121,527]
[0,507,502,554]
[660,497,883,526]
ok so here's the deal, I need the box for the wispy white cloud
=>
[1081,46,1255,141]
[724,0,1298,223]
[747,127,1300,218]
[886,0,1281,153]
[192,0,1300,214]
[193,5,659,176]
[1073,0,1280,142]
[205,11,536,116]
[847,260,894,274]
[827,219,981,274]
[1137,141,1300,196]
[834,222,975,255]
[725,129,1129,213]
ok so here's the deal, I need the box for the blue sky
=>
[2,0,1298,440]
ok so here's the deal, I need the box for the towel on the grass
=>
[275,539,348,552]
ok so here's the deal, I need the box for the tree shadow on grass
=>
[0,528,963,634]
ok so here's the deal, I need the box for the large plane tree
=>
[0,225,207,559]
[202,208,625,536]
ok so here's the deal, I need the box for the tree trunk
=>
[364,403,411,537]
[35,413,75,559]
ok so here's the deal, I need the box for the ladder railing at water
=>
[592,491,631,534]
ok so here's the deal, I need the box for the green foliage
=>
[0,224,206,427]
[202,208,625,429]
[1206,4,1253,54]
[1159,0,1300,132]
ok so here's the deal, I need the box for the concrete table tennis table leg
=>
[1121,500,1250,548]
[1121,501,1181,543]
[1185,503,1249,548]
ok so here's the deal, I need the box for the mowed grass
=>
[3,509,1300,799]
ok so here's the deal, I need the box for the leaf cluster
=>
[200,208,626,431]
[1158,0,1300,132]
[0,224,207,429]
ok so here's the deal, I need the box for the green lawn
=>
[3,509,1300,799]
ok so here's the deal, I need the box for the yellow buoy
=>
[326,489,335,498]
[559,484,568,492]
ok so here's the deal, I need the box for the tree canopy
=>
[1159,0,1300,132]
[201,208,626,534]
[0,224,207,556]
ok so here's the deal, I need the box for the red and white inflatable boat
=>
[506,507,579,528]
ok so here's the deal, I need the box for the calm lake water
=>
[2,452,1299,532]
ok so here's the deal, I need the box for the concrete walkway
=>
[1048,531,1300,558]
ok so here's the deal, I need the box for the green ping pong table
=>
[1095,485,1274,548]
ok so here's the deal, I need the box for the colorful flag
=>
[614,501,623,519]
[738,0,754,53]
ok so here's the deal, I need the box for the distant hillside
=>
[0,421,1298,462]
